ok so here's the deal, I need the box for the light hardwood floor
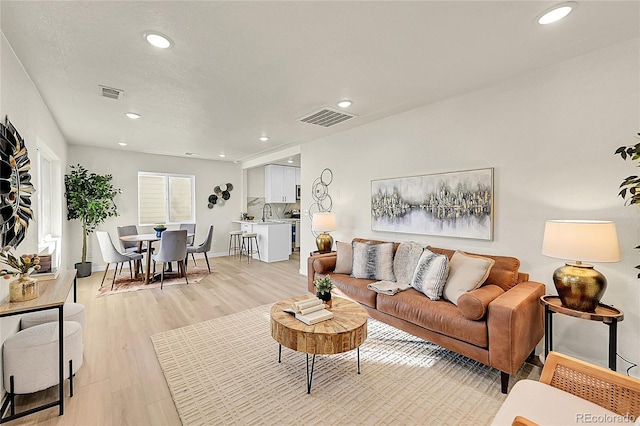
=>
[8,252,307,425]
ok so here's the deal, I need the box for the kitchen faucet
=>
[261,203,273,222]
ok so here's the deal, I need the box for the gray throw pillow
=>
[393,241,426,284]
[411,249,449,300]
[351,241,396,281]
[334,241,353,274]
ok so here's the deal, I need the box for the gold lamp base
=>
[316,233,334,254]
[552,263,607,312]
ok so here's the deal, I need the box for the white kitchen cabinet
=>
[265,164,299,203]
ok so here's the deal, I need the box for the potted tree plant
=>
[615,133,640,277]
[64,164,121,277]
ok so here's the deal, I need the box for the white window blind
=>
[138,172,195,225]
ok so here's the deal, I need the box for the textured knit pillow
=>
[334,241,353,274]
[393,241,426,284]
[443,251,495,305]
[411,249,449,300]
[351,241,396,281]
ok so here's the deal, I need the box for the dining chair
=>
[186,225,214,273]
[152,229,188,289]
[96,231,144,290]
[180,223,196,247]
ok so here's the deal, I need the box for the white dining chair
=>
[186,225,214,273]
[152,229,188,289]
[96,231,144,290]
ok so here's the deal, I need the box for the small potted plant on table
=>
[314,275,334,308]
[154,224,167,237]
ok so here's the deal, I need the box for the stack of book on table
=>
[284,297,333,325]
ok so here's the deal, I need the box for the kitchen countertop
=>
[232,220,293,225]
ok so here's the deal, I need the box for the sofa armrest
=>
[487,281,545,375]
[307,252,337,293]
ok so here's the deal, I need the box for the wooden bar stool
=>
[240,233,261,263]
[228,230,243,257]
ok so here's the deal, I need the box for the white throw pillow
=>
[443,251,495,305]
[351,241,396,281]
[411,249,449,300]
[334,241,353,274]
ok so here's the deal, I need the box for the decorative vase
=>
[317,291,332,308]
[10,274,38,302]
[154,228,166,238]
[74,261,92,278]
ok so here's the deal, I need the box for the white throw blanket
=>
[367,280,412,295]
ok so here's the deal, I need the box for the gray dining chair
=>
[96,231,144,290]
[180,223,196,247]
[152,229,188,289]
[186,225,214,273]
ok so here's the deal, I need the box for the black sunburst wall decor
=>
[0,116,34,248]
[208,183,233,208]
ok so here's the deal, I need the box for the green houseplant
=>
[313,275,334,305]
[614,133,640,277]
[64,164,121,277]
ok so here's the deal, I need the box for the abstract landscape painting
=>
[371,168,493,240]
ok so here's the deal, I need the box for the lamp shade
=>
[542,220,620,263]
[312,212,336,232]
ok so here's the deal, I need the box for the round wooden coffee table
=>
[270,295,368,393]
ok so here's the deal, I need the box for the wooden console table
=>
[540,295,623,371]
[0,270,77,422]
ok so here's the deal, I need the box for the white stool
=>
[240,233,261,263]
[20,302,85,330]
[3,321,83,399]
[228,230,243,257]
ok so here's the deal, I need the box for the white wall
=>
[67,146,242,266]
[300,39,640,376]
[0,33,69,356]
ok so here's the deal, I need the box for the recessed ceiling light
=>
[337,100,353,108]
[537,2,576,25]
[219,154,226,158]
[118,142,127,146]
[125,112,142,119]
[287,158,293,164]
[259,136,270,142]
[144,32,172,49]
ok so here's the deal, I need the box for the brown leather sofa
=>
[307,238,545,393]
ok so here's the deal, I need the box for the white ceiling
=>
[1,1,638,164]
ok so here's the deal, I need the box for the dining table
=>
[118,232,194,285]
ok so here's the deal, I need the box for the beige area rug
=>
[151,304,541,425]
[96,265,210,296]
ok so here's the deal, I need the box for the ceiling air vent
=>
[298,107,356,128]
[98,85,124,100]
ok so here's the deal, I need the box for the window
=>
[138,172,195,225]
[37,151,53,239]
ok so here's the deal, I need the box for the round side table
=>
[540,295,624,370]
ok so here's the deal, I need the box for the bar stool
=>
[240,233,261,263]
[228,230,243,257]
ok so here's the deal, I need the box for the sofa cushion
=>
[351,241,396,281]
[428,246,520,291]
[334,241,353,274]
[393,241,425,284]
[458,285,505,320]
[329,273,378,308]
[377,289,488,348]
[443,251,495,305]
[411,249,449,300]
